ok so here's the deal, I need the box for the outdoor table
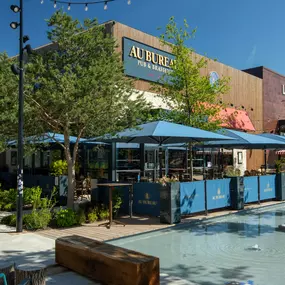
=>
[97,183,133,229]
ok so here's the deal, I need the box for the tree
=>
[154,17,230,179]
[6,11,149,208]
[0,53,18,153]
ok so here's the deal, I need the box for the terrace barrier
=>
[259,174,276,201]
[244,176,258,203]
[206,179,231,211]
[180,181,205,215]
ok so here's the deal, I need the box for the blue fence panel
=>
[244,176,258,203]
[260,175,276,200]
[133,183,160,216]
[206,179,231,210]
[180,181,205,214]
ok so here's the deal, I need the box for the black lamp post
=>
[10,0,32,233]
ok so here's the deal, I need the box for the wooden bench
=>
[55,235,159,285]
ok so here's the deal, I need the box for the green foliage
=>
[23,209,52,230]
[224,166,241,177]
[98,207,109,220]
[0,214,16,227]
[55,208,77,228]
[76,208,86,225]
[87,208,99,223]
[0,188,17,211]
[0,11,151,207]
[0,186,57,212]
[154,17,230,131]
[112,190,123,217]
[275,158,285,173]
[51,160,68,176]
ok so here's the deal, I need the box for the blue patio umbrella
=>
[8,132,103,145]
[257,133,285,143]
[89,121,234,178]
[199,129,285,149]
[90,121,234,144]
[199,129,285,173]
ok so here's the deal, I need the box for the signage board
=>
[123,37,175,83]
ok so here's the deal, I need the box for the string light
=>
[46,0,130,11]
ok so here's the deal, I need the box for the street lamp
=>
[10,0,33,233]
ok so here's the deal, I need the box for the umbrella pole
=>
[202,148,206,180]
[159,145,163,178]
[188,142,193,181]
[221,148,224,178]
[264,149,267,175]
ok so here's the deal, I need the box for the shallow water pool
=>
[108,205,285,285]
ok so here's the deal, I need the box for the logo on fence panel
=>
[264,182,272,192]
[138,192,158,206]
[213,187,225,200]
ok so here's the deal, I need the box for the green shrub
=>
[24,187,42,208]
[23,209,52,230]
[51,160,68,176]
[76,208,86,225]
[87,208,98,223]
[55,208,77,228]
[98,208,109,220]
[3,203,14,211]
[0,186,45,211]
[0,214,16,227]
[112,190,123,218]
[0,189,17,211]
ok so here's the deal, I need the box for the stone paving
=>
[1,201,283,284]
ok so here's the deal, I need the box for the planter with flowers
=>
[157,176,181,225]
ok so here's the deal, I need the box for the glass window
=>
[117,148,140,170]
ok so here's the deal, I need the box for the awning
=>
[276,150,285,155]
[218,108,255,131]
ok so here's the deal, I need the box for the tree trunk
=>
[0,262,15,285]
[15,264,46,285]
[67,158,75,209]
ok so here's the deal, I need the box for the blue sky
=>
[1,0,285,74]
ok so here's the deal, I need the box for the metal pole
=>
[202,148,206,180]
[16,0,24,232]
[264,149,267,175]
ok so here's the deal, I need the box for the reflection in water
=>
[109,205,285,285]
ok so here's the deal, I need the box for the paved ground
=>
[35,200,284,242]
[1,201,283,285]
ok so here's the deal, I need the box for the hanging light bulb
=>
[127,0,131,5]
[68,3,71,10]
[85,4,88,11]
[41,0,44,4]
[53,1,57,8]
[104,1,108,10]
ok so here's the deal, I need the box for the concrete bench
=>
[55,235,159,285]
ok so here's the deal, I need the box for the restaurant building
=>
[2,21,282,181]
[109,20,264,178]
[243,66,285,166]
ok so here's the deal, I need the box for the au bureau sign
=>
[123,37,175,83]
